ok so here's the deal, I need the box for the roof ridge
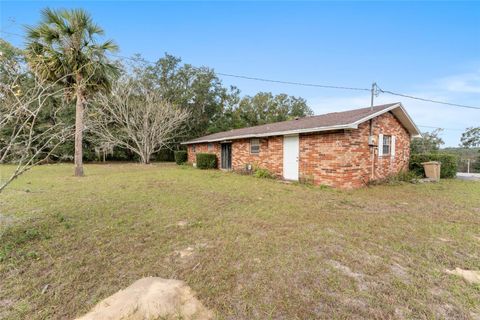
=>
[182,102,411,144]
[307,103,398,118]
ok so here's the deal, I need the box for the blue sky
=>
[1,1,479,146]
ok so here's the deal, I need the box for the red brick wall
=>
[299,111,410,188]
[187,143,221,168]
[231,137,283,176]
[372,112,411,180]
[186,112,411,188]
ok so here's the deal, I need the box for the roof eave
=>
[351,102,421,137]
[181,102,422,144]
[181,124,358,144]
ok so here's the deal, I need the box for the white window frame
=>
[391,136,396,158]
[250,138,260,154]
[382,135,392,156]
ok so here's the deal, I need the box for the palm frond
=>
[25,7,119,95]
[99,39,118,52]
[41,8,63,27]
[24,26,41,41]
[87,23,104,38]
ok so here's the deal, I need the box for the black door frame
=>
[221,142,232,170]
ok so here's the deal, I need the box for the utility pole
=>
[369,82,377,135]
[370,82,376,110]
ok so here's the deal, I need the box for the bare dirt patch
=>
[177,220,188,227]
[390,263,410,282]
[75,277,213,320]
[445,268,480,284]
[328,260,369,291]
[1,164,479,319]
[175,246,195,259]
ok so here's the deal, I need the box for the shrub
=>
[474,155,480,173]
[394,170,422,182]
[253,168,274,179]
[157,149,175,162]
[174,151,188,165]
[196,153,217,169]
[299,174,314,185]
[371,171,422,186]
[409,153,458,178]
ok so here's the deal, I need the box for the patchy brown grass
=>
[0,163,479,319]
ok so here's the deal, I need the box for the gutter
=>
[180,124,357,144]
[181,103,422,144]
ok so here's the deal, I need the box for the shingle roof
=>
[182,102,420,144]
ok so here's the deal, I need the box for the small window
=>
[382,135,391,155]
[208,143,213,151]
[192,145,196,153]
[250,138,260,154]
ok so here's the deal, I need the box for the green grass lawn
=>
[1,163,479,319]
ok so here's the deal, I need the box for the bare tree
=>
[0,67,73,192]
[87,80,190,164]
[410,128,444,154]
[26,8,119,177]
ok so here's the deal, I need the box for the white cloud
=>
[309,95,372,114]
[232,65,479,147]
[306,80,478,147]
[437,69,480,94]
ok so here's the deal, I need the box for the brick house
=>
[182,103,420,188]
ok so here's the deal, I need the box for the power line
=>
[215,73,371,92]
[3,29,480,110]
[108,52,372,91]
[0,34,467,134]
[377,86,480,110]
[108,52,153,63]
[417,125,465,131]
[108,53,371,91]
[0,30,23,38]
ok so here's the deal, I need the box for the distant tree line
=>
[410,127,480,173]
[0,11,312,167]
[0,7,313,191]
[3,8,478,191]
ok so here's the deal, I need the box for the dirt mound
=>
[445,268,480,284]
[76,277,213,320]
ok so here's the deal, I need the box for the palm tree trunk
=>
[74,75,85,177]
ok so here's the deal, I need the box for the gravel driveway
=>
[456,172,480,181]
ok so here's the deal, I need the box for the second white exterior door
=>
[283,135,299,181]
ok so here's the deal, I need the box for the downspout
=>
[370,119,375,180]
[369,82,376,181]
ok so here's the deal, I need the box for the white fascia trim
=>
[396,104,422,136]
[181,103,421,144]
[352,102,421,137]
[351,103,401,127]
[181,124,357,144]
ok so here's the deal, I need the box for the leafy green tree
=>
[0,46,73,192]
[410,129,444,154]
[204,87,241,133]
[114,55,313,139]
[460,127,480,148]
[474,151,480,172]
[229,92,313,128]
[0,39,26,85]
[0,39,57,163]
[130,54,231,140]
[25,8,119,176]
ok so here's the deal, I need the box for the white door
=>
[283,135,299,180]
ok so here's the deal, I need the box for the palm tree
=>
[25,8,118,176]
